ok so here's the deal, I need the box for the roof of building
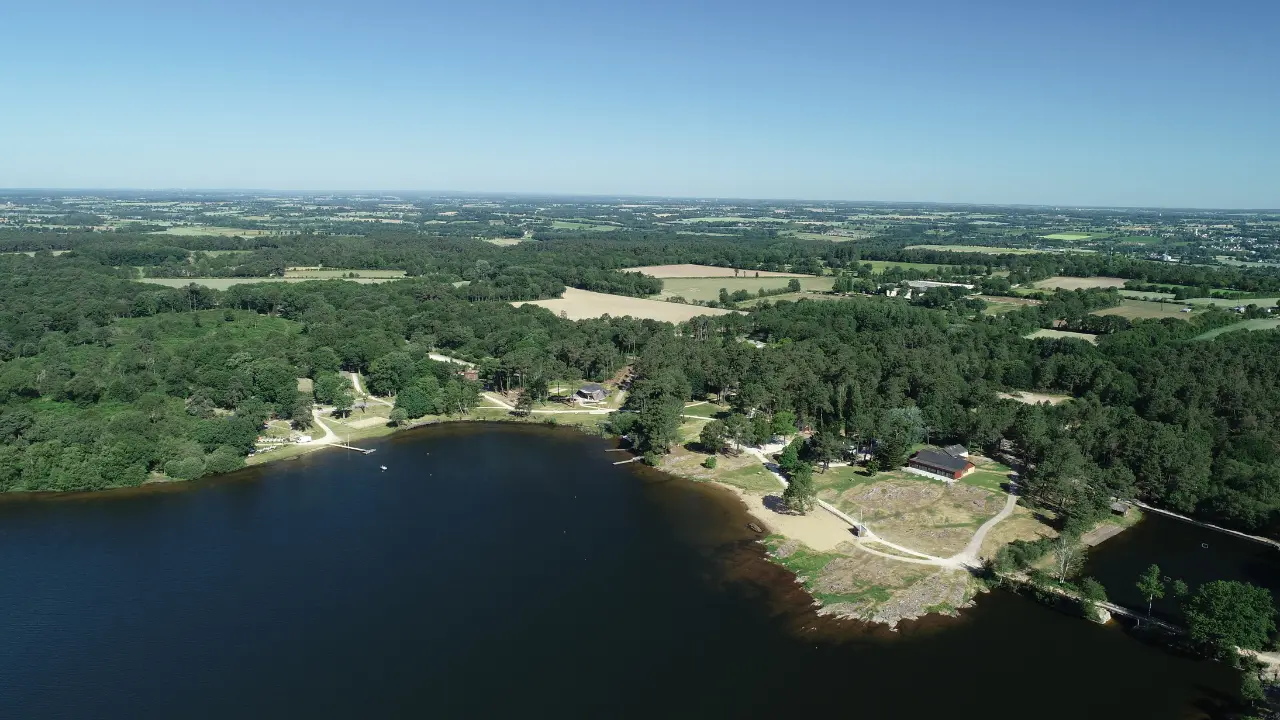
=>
[1110,501,1129,513]
[943,444,967,457]
[911,449,971,474]
[579,383,606,393]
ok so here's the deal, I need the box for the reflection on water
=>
[0,424,1243,719]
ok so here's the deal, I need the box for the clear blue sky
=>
[3,0,1277,208]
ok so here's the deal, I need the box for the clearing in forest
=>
[1025,328,1100,344]
[282,268,406,279]
[151,226,273,237]
[1032,276,1127,290]
[622,264,807,278]
[999,391,1073,406]
[513,287,734,322]
[656,276,833,302]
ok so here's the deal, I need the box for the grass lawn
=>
[1092,299,1198,321]
[713,462,784,493]
[812,465,881,495]
[860,259,956,272]
[681,402,727,419]
[655,276,832,301]
[1025,328,1099,344]
[1194,317,1280,340]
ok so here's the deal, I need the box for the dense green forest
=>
[3,231,1280,545]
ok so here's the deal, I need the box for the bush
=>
[643,452,661,466]
[703,456,717,469]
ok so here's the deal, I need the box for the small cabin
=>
[1110,501,1131,517]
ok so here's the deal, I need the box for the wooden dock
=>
[333,444,376,454]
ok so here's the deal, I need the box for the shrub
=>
[703,456,717,469]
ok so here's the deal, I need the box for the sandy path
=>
[349,373,393,407]
[307,410,339,445]
[953,493,1018,566]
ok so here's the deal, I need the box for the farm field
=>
[514,287,734,322]
[674,216,777,224]
[151,226,273,237]
[1040,232,1092,240]
[1032,276,1127,290]
[656,276,833,301]
[282,268,406,279]
[136,276,396,289]
[550,220,618,231]
[1113,235,1162,244]
[1025,329,1099,344]
[1092,299,1198,321]
[1195,318,1280,341]
[1119,289,1176,300]
[1185,296,1280,307]
[622,264,806,278]
[905,245,1042,255]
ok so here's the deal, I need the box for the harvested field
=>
[1032,276,1127,290]
[1040,232,1094,240]
[656,276,833,302]
[1025,328,1099,344]
[622,264,806,278]
[514,287,734,322]
[1093,299,1198,321]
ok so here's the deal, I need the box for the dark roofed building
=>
[943,444,968,458]
[576,383,608,403]
[908,449,975,481]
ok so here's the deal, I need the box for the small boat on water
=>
[747,523,763,534]
[380,465,388,471]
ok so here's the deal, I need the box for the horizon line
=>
[0,187,1276,214]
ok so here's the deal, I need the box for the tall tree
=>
[1183,581,1277,656]
[783,462,817,514]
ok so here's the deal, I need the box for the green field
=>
[905,245,1043,255]
[551,220,618,232]
[137,276,398,289]
[1185,296,1280,307]
[656,276,833,301]
[1092,299,1197,321]
[151,226,273,237]
[1025,328,1099,344]
[675,216,778,224]
[859,259,956,272]
[1112,235,1163,244]
[1194,318,1280,341]
[1119,289,1176,301]
[1040,232,1096,241]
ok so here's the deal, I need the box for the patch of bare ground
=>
[812,553,975,627]
[622,264,807,278]
[834,478,1005,556]
[660,446,758,482]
